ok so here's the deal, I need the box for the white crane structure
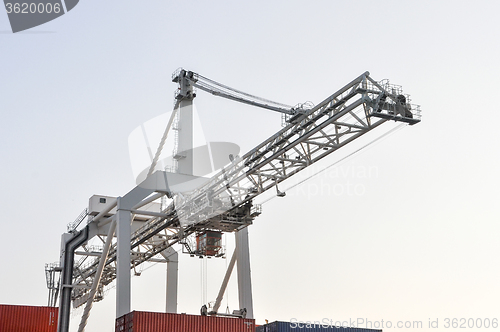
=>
[46,68,421,332]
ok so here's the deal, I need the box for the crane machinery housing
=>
[46,68,421,332]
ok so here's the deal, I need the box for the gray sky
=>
[1,1,499,331]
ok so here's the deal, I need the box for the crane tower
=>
[46,69,421,332]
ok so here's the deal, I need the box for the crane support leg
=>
[116,199,132,319]
[235,227,253,319]
[161,247,178,313]
[57,227,89,332]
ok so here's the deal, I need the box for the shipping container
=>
[0,304,58,332]
[256,321,382,332]
[116,311,255,332]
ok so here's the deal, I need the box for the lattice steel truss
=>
[49,70,420,332]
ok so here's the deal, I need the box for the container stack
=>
[116,311,255,332]
[0,304,58,332]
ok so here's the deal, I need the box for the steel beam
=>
[235,227,253,319]
[212,248,237,314]
[78,219,117,332]
[116,199,132,318]
[160,247,178,313]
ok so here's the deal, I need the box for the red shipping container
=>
[0,304,58,332]
[116,311,255,332]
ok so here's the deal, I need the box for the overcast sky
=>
[1,1,499,331]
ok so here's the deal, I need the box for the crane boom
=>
[49,69,421,323]
[169,70,420,231]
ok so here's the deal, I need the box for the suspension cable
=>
[195,74,294,110]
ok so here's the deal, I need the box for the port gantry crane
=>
[47,68,421,332]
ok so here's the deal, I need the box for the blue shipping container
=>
[256,321,382,332]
